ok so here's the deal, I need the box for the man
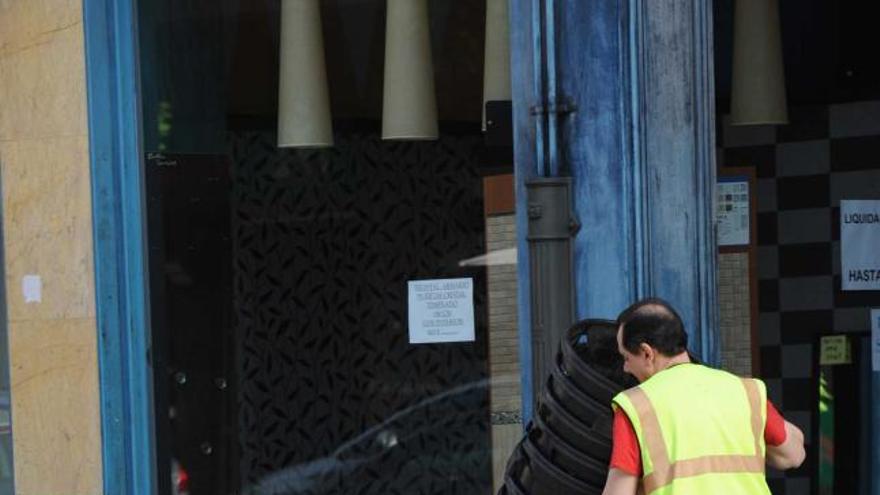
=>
[602,298,805,495]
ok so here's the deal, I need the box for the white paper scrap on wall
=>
[408,277,474,344]
[22,275,41,303]
[872,309,880,372]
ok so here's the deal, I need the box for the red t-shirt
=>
[609,400,787,476]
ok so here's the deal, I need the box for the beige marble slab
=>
[1,134,96,321]
[0,20,87,142]
[9,317,102,495]
[0,0,81,56]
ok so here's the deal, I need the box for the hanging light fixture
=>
[381,0,438,140]
[277,0,333,147]
[730,0,788,125]
[482,0,511,132]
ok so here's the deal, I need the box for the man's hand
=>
[602,467,639,495]
[766,420,806,470]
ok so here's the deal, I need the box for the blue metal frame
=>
[510,0,544,424]
[82,0,156,494]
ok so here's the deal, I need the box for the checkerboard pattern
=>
[721,100,880,494]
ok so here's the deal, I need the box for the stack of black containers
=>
[499,320,636,495]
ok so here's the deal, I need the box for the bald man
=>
[602,298,805,495]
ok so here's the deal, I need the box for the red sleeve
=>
[610,408,642,477]
[764,400,787,447]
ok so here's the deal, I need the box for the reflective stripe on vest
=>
[622,375,765,494]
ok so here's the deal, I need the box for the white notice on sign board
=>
[840,200,880,291]
[717,179,750,246]
[872,309,880,372]
[408,278,475,344]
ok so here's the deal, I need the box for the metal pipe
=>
[543,0,560,177]
[526,178,578,401]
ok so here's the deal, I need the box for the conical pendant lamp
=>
[482,0,511,131]
[730,0,788,125]
[381,0,438,140]
[277,0,333,147]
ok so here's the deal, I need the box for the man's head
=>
[570,319,638,389]
[616,298,690,383]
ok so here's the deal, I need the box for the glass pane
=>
[138,2,522,494]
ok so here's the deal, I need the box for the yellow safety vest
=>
[612,363,771,495]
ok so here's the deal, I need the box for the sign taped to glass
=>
[840,200,880,290]
[408,278,475,344]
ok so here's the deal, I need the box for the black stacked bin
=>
[499,320,636,495]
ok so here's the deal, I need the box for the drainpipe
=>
[525,178,579,402]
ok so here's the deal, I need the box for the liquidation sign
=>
[841,200,880,291]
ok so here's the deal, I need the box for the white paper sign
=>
[408,278,474,344]
[22,275,41,303]
[717,179,750,246]
[872,309,880,372]
[840,200,880,290]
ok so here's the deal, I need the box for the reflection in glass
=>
[139,2,513,493]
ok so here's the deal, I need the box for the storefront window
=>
[138,2,521,493]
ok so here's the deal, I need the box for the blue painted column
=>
[511,0,720,418]
[509,0,541,422]
[615,0,719,363]
[82,0,157,493]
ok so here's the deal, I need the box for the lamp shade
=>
[381,0,438,140]
[730,0,788,126]
[277,0,333,147]
[482,0,511,131]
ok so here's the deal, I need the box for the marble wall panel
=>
[0,1,102,492]
[0,0,81,51]
[0,21,87,141]
[0,135,95,321]
[9,318,101,495]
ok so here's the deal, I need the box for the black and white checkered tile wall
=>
[721,100,880,495]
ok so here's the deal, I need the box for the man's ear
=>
[639,342,653,361]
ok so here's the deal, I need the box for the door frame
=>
[82,0,157,493]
